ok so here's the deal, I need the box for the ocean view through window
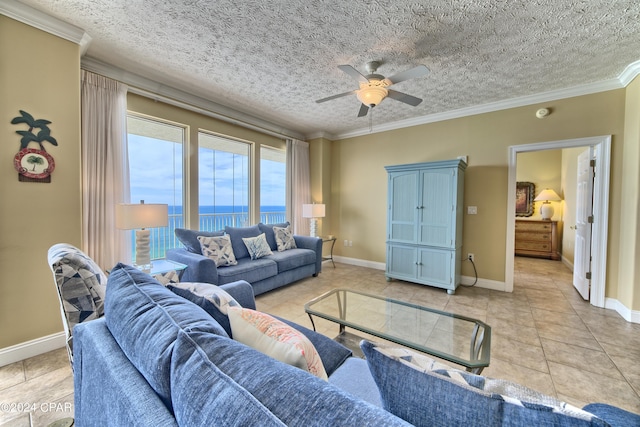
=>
[126,115,286,261]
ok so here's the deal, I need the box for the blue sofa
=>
[166,223,322,296]
[73,264,639,426]
[73,263,405,426]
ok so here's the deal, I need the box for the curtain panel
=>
[81,70,130,269]
[286,139,311,236]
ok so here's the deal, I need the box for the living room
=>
[2,1,640,425]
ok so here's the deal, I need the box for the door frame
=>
[505,136,611,307]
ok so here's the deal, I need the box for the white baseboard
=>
[561,256,574,272]
[333,255,386,270]
[333,256,507,291]
[605,298,640,324]
[460,275,507,292]
[0,332,65,367]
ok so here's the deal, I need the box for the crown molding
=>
[305,131,337,141]
[334,66,639,140]
[0,0,92,54]
[82,57,305,141]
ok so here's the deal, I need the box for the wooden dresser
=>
[515,220,560,260]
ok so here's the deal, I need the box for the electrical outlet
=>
[467,253,474,262]
[344,240,348,246]
[348,241,353,247]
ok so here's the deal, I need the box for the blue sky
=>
[128,134,285,207]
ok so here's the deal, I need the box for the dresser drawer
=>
[515,231,551,242]
[515,221,554,232]
[515,241,552,252]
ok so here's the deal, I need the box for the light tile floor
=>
[2,257,639,426]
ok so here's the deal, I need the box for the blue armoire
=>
[384,159,466,294]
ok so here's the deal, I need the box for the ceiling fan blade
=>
[338,65,369,83]
[316,90,357,103]
[386,65,430,85]
[357,103,369,117]
[387,89,423,106]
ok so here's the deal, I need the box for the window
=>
[260,146,286,224]
[127,114,185,259]
[198,132,250,230]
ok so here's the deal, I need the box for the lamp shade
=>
[302,204,325,218]
[115,202,168,230]
[534,189,561,202]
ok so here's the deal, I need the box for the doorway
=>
[505,136,611,308]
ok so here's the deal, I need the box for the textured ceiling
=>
[14,0,640,138]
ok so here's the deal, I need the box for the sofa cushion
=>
[170,331,286,426]
[175,228,224,254]
[104,263,228,412]
[225,224,261,259]
[228,307,327,380]
[361,340,608,427]
[258,222,290,251]
[265,248,316,273]
[216,257,278,285]
[168,282,241,336]
[274,225,297,251]
[181,330,411,426]
[198,234,237,266]
[242,233,273,260]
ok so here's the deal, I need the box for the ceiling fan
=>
[316,61,430,117]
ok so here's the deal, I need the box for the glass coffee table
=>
[305,288,491,374]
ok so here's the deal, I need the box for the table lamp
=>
[302,203,325,238]
[116,200,168,269]
[534,189,561,220]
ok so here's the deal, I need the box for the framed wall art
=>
[516,181,535,217]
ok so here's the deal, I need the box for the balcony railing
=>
[139,211,287,260]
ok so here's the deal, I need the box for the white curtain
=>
[81,70,130,270]
[286,139,311,235]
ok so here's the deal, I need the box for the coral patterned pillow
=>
[227,307,327,380]
[198,235,238,267]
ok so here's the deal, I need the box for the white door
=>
[573,148,594,300]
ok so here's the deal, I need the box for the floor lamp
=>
[302,203,325,238]
[116,200,168,270]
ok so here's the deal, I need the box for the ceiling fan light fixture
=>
[357,84,388,107]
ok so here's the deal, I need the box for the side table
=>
[322,237,336,268]
[147,259,188,285]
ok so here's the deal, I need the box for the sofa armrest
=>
[220,280,257,310]
[294,235,323,275]
[166,248,219,284]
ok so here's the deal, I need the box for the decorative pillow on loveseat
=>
[360,340,608,427]
[273,225,297,251]
[228,306,327,380]
[198,234,238,266]
[175,228,224,253]
[225,224,261,259]
[242,233,273,260]
[258,222,290,251]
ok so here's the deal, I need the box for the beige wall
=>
[620,76,640,309]
[329,90,627,299]
[0,17,82,347]
[517,150,563,222]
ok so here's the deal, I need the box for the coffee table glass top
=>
[304,288,491,373]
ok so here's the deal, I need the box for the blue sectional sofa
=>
[73,264,639,426]
[166,223,322,296]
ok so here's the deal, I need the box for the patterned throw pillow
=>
[242,233,273,260]
[228,307,327,380]
[170,282,240,315]
[273,225,297,252]
[198,235,238,267]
